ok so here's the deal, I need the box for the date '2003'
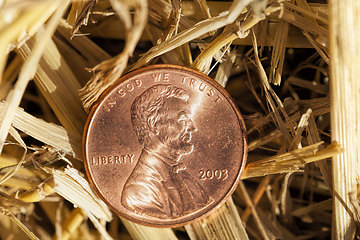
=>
[199,169,229,181]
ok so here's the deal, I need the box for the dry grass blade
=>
[238,181,271,240]
[185,197,249,240]
[242,142,342,179]
[301,30,329,64]
[0,127,26,185]
[0,0,59,81]
[143,0,189,67]
[280,8,328,39]
[0,56,21,99]
[16,178,55,202]
[292,0,329,64]
[0,189,34,214]
[278,5,329,64]
[248,129,282,151]
[307,112,332,189]
[330,0,360,238]
[287,76,329,95]
[287,1,328,24]
[288,108,312,150]
[192,3,283,73]
[67,0,97,37]
[130,0,253,71]
[194,0,212,18]
[56,20,111,86]
[0,175,35,190]
[83,2,328,49]
[54,207,86,240]
[241,175,271,222]
[279,172,292,224]
[291,198,332,217]
[0,102,82,159]
[349,186,360,229]
[0,0,70,154]
[79,0,148,111]
[17,38,87,136]
[0,207,39,240]
[269,19,288,85]
[189,1,281,74]
[157,0,182,43]
[192,24,240,73]
[51,166,112,239]
[51,166,112,221]
[251,30,292,145]
[57,19,110,63]
[121,219,178,240]
[214,50,236,88]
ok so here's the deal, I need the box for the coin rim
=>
[83,64,248,227]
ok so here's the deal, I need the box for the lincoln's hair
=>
[131,84,189,145]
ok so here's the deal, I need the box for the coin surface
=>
[83,64,247,227]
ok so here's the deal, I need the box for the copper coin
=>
[83,64,247,227]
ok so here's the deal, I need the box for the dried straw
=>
[0,0,351,239]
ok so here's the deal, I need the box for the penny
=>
[83,64,247,227]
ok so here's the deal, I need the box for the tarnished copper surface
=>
[83,65,247,227]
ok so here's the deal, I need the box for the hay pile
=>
[0,0,357,239]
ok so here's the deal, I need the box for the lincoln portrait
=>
[121,84,210,219]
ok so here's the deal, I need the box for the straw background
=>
[0,0,358,239]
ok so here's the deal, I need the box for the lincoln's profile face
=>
[156,97,195,154]
[122,84,209,219]
[131,84,196,156]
